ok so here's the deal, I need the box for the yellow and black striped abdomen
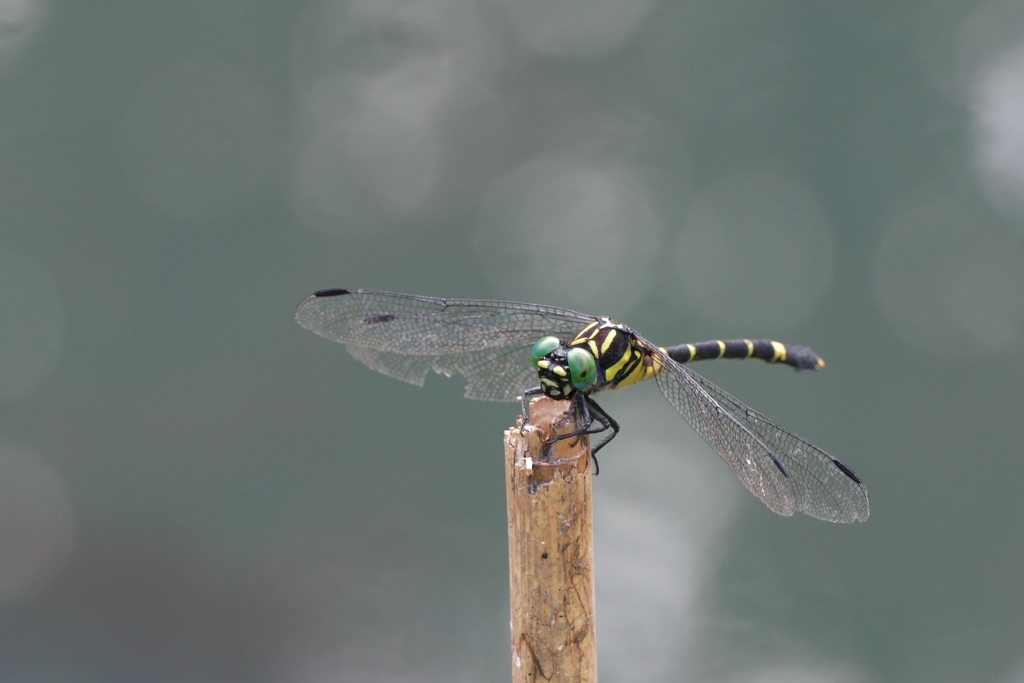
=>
[663,339,825,371]
[569,319,664,392]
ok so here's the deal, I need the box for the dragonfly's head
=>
[531,336,597,399]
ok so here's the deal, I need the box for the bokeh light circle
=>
[287,0,499,235]
[672,167,835,328]
[872,187,1024,357]
[0,0,47,73]
[496,0,656,59]
[970,41,1024,218]
[474,155,663,312]
[596,406,736,681]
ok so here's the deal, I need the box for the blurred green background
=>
[2,0,1024,681]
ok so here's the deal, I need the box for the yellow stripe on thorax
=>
[600,329,618,354]
[600,329,632,383]
[612,346,663,388]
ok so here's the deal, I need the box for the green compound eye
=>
[531,336,560,367]
[567,347,597,390]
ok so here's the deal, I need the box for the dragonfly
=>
[295,288,869,523]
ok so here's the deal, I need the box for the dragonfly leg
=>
[579,395,619,456]
[520,387,545,422]
[557,395,619,475]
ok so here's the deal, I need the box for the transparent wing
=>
[649,344,869,522]
[295,289,594,402]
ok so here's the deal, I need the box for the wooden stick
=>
[505,396,597,683]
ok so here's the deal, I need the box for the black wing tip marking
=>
[830,457,864,485]
[312,288,351,298]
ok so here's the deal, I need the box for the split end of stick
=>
[506,396,592,486]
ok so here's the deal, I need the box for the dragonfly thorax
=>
[531,336,596,399]
[567,319,663,392]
